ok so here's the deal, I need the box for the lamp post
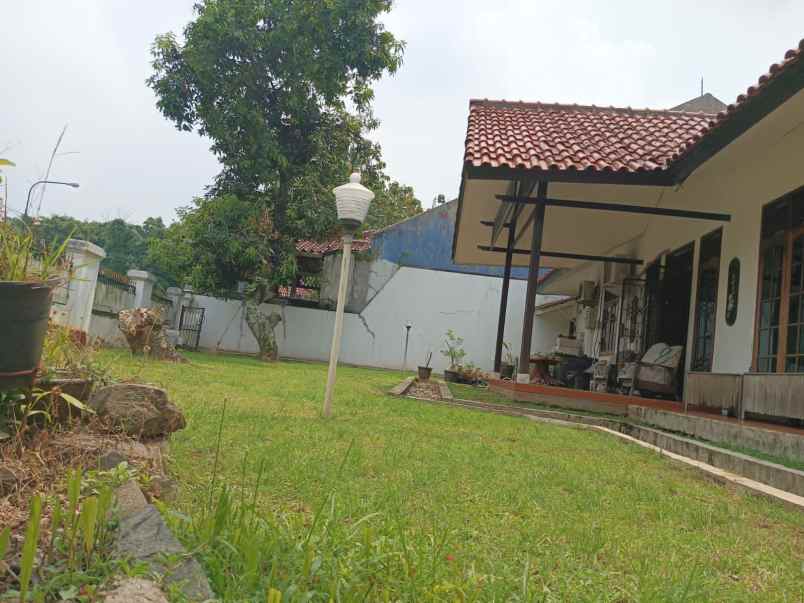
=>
[24,179,80,218]
[0,159,15,221]
[323,172,374,418]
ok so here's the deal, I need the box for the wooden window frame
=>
[691,227,723,372]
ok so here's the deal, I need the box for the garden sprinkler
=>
[402,322,412,374]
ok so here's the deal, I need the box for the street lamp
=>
[24,179,80,218]
[323,172,374,417]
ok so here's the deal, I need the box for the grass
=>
[104,350,804,601]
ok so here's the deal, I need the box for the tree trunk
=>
[244,297,282,362]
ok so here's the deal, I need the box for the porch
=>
[452,43,804,429]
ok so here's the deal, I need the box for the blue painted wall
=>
[371,199,535,280]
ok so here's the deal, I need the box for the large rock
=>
[90,384,186,438]
[115,505,214,601]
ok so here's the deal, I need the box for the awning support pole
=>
[518,181,548,380]
[493,214,518,372]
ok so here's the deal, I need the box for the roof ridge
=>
[468,98,718,118]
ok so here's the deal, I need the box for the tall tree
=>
[148,0,404,360]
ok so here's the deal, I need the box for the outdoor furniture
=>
[529,354,561,385]
[632,343,685,400]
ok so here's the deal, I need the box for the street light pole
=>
[24,179,80,218]
[323,172,374,418]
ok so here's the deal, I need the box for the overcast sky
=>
[1,1,802,224]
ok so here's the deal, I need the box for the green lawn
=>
[104,351,803,601]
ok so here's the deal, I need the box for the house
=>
[451,39,804,424]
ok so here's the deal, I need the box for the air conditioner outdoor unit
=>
[578,280,596,306]
[603,259,632,287]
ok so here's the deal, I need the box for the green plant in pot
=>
[418,351,433,381]
[440,329,466,383]
[0,222,72,392]
[500,342,516,380]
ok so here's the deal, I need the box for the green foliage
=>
[2,470,122,602]
[147,0,413,298]
[30,215,174,285]
[0,221,73,282]
[440,329,466,369]
[40,323,112,385]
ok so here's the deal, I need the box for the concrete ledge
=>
[388,377,415,397]
[619,423,804,497]
[629,405,804,462]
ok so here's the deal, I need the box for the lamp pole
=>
[24,179,80,218]
[323,173,374,418]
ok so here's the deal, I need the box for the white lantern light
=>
[333,172,374,231]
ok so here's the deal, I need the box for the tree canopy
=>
[147,0,411,298]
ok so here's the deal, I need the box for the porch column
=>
[493,215,518,372]
[518,181,548,381]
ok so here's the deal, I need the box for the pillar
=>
[127,270,156,308]
[61,239,106,334]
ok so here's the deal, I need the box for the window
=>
[755,186,804,372]
[692,229,722,371]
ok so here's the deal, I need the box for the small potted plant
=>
[0,222,72,391]
[500,342,516,380]
[418,351,433,381]
[441,329,466,383]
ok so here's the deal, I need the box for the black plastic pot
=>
[0,281,53,390]
[500,363,515,380]
[443,369,459,383]
[417,366,432,381]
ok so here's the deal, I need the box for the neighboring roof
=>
[295,237,371,256]
[463,38,804,183]
[534,296,576,315]
[670,92,727,113]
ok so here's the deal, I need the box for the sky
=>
[1,1,802,224]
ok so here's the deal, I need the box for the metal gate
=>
[179,306,205,350]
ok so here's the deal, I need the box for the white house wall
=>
[191,266,557,372]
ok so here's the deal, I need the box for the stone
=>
[98,449,128,471]
[0,466,17,496]
[114,505,214,601]
[90,384,186,438]
[115,480,149,520]
[104,578,169,603]
[149,476,178,502]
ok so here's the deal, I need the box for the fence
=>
[52,240,174,346]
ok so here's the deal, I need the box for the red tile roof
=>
[295,237,371,256]
[465,39,804,177]
[465,101,712,174]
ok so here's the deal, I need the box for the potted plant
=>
[0,222,72,391]
[417,351,433,381]
[500,342,516,380]
[441,329,466,383]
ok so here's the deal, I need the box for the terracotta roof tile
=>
[295,237,371,256]
[465,39,804,176]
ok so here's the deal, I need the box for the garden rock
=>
[104,578,169,603]
[90,384,186,438]
[98,449,128,471]
[115,505,214,601]
[115,480,149,520]
[149,475,178,502]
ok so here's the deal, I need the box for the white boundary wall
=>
[192,267,557,372]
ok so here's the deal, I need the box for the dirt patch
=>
[0,423,164,567]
